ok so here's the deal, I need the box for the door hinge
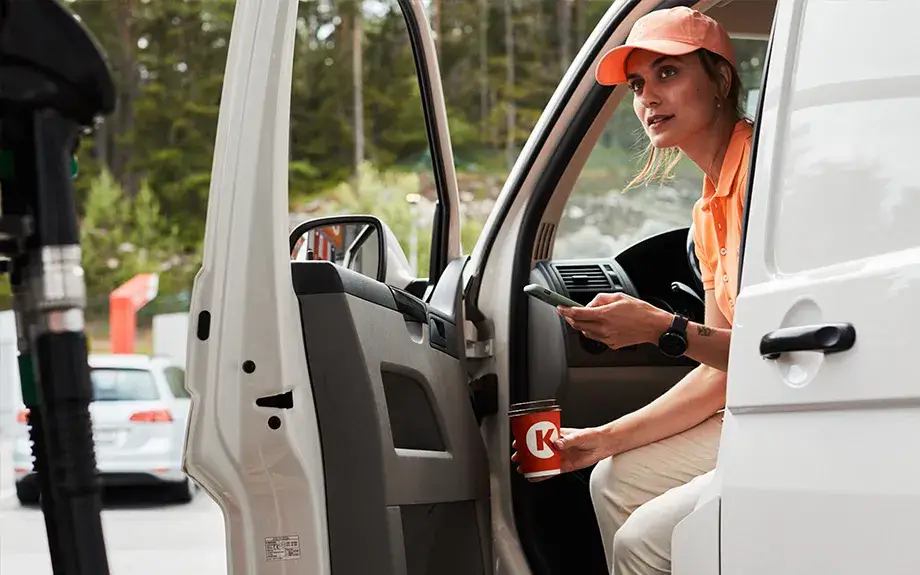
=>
[463,318,493,358]
[469,373,498,424]
[465,338,493,359]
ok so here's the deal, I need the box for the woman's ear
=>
[717,62,732,99]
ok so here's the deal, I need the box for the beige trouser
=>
[589,414,722,575]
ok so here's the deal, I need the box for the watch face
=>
[659,332,687,358]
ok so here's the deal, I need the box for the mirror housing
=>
[289,214,416,289]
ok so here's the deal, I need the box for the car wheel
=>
[171,477,195,504]
[16,482,41,506]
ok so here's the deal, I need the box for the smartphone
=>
[523,283,583,308]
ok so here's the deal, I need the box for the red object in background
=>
[311,225,344,261]
[129,409,173,423]
[109,273,159,354]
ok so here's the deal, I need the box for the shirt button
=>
[720,247,727,256]
[723,274,729,283]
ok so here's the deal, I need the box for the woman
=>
[511,7,753,575]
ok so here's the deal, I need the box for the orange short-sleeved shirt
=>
[692,120,753,325]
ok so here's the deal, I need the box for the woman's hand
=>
[511,427,611,481]
[557,292,670,350]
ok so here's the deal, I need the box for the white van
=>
[183,0,920,574]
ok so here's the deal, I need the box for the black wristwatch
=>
[658,314,689,358]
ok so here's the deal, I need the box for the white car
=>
[12,354,195,505]
[182,0,919,574]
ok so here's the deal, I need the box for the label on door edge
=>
[264,535,301,562]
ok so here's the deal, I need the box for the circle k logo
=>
[525,421,559,460]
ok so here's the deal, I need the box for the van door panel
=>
[717,1,920,573]
[293,261,490,575]
[729,267,920,410]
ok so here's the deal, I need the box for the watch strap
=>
[669,314,689,336]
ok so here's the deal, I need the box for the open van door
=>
[183,0,490,573]
[182,0,330,572]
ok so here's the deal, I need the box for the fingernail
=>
[554,439,564,449]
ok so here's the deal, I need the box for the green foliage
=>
[0,275,10,310]
[60,0,616,274]
[80,171,200,299]
[311,163,487,277]
[39,1,764,308]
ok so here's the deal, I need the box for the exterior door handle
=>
[760,323,856,360]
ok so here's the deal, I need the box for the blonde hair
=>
[623,50,744,193]
[623,143,683,192]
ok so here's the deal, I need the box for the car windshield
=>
[90,368,160,402]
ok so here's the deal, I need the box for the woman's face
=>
[625,49,725,149]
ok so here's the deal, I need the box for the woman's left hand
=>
[557,292,670,350]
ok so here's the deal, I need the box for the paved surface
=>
[0,438,13,501]
[0,457,228,574]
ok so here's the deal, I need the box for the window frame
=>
[394,0,461,288]
[736,3,780,290]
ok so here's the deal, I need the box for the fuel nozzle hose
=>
[0,1,117,573]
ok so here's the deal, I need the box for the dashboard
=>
[525,227,704,406]
[545,227,703,319]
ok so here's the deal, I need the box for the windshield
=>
[90,368,160,402]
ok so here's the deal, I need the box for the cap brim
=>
[595,40,701,86]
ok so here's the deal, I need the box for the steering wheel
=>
[686,223,705,295]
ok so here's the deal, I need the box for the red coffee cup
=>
[510,399,562,479]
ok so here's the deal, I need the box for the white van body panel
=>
[675,1,920,574]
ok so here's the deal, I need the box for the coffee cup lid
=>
[509,398,559,416]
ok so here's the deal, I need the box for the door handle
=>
[391,287,428,324]
[760,323,856,360]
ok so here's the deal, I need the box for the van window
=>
[552,38,768,259]
[91,368,160,402]
[769,1,920,274]
[289,3,437,277]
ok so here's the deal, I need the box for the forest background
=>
[1,0,766,352]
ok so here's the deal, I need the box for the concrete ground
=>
[0,441,227,574]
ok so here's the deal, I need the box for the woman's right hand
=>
[511,426,610,481]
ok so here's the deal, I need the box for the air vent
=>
[555,264,612,292]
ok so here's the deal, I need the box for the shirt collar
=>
[702,120,753,201]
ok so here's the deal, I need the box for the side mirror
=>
[290,215,387,282]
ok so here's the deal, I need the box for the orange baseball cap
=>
[595,7,736,86]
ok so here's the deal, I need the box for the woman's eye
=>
[659,66,677,79]
[628,80,643,92]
